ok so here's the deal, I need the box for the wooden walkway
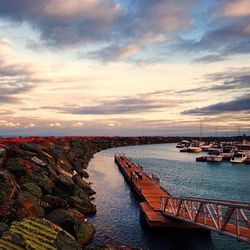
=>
[114,154,199,228]
[115,154,250,243]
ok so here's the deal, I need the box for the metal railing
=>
[161,196,250,243]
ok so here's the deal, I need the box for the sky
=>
[0,0,249,136]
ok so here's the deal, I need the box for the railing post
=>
[203,204,207,225]
[235,208,240,236]
[217,205,222,229]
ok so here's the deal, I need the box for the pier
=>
[114,154,250,243]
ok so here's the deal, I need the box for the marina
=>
[88,143,250,250]
[115,154,250,243]
[176,140,250,164]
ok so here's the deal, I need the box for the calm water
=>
[88,143,250,250]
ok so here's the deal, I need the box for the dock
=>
[114,154,250,243]
[114,154,200,229]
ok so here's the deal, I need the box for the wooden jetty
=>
[114,154,200,229]
[115,154,250,243]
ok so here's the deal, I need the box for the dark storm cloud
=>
[182,95,250,115]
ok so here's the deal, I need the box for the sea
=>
[88,143,250,250]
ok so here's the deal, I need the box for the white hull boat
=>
[230,152,247,163]
[207,155,223,162]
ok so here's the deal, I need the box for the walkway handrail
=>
[178,196,250,209]
[160,196,250,243]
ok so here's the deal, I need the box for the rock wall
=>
[0,136,171,249]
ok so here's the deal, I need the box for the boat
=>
[176,142,184,148]
[176,140,190,148]
[245,157,250,164]
[180,147,190,152]
[222,145,234,160]
[196,156,207,162]
[230,151,247,163]
[200,143,212,151]
[207,149,223,162]
[188,146,202,153]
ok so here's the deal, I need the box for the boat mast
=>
[199,119,203,138]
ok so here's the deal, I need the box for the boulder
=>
[0,170,19,202]
[20,142,50,155]
[42,195,69,209]
[21,182,43,198]
[0,217,82,250]
[76,223,95,246]
[0,202,13,218]
[0,223,8,237]
[4,143,36,161]
[0,147,6,167]
[73,186,90,200]
[47,208,95,246]
[6,158,35,176]
[16,191,45,218]
[20,173,55,195]
[56,231,82,250]
[68,208,86,224]
[69,196,96,215]
[73,174,96,196]
[56,174,75,194]
[74,166,89,178]
[31,156,47,167]
[57,159,74,174]
[47,208,79,238]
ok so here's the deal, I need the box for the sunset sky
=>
[0,0,249,136]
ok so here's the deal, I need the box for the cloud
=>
[0,0,197,60]
[42,98,168,115]
[178,67,250,93]
[40,90,192,115]
[0,0,121,48]
[223,0,250,17]
[178,18,250,63]
[193,54,228,63]
[0,110,14,115]
[0,39,37,103]
[182,95,250,115]
[85,0,196,60]
[85,33,168,61]
[180,21,250,50]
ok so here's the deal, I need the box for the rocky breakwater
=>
[0,138,100,249]
[0,136,170,249]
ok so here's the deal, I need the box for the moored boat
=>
[196,156,207,162]
[207,149,223,162]
[176,140,190,148]
[222,145,234,161]
[180,147,190,152]
[188,146,202,153]
[230,151,247,163]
